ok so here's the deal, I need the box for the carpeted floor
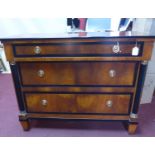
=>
[0,74,155,137]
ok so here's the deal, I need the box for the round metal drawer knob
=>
[106,100,113,108]
[34,46,41,54]
[109,69,116,78]
[38,70,45,77]
[41,99,48,106]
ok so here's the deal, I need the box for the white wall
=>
[0,18,67,73]
[0,18,67,37]
[132,18,154,34]
[132,18,155,104]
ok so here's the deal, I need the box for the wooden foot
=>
[128,123,138,134]
[123,122,138,134]
[20,120,30,131]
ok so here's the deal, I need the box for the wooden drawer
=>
[18,61,138,87]
[25,92,132,114]
[13,41,143,57]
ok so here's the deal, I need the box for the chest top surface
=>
[0,31,155,41]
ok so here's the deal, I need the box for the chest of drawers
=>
[1,32,154,134]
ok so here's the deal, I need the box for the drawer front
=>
[13,41,143,57]
[19,62,138,86]
[25,93,132,114]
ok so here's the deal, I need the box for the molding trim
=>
[130,113,138,119]
[141,60,148,65]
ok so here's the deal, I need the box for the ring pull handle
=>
[112,42,121,53]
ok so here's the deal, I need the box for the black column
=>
[10,63,25,111]
[132,61,148,114]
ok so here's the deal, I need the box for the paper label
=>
[132,46,139,56]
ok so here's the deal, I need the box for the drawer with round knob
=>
[24,92,132,114]
[13,41,143,57]
[18,61,138,87]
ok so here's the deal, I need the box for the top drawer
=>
[13,41,144,57]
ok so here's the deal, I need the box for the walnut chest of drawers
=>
[1,32,154,134]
